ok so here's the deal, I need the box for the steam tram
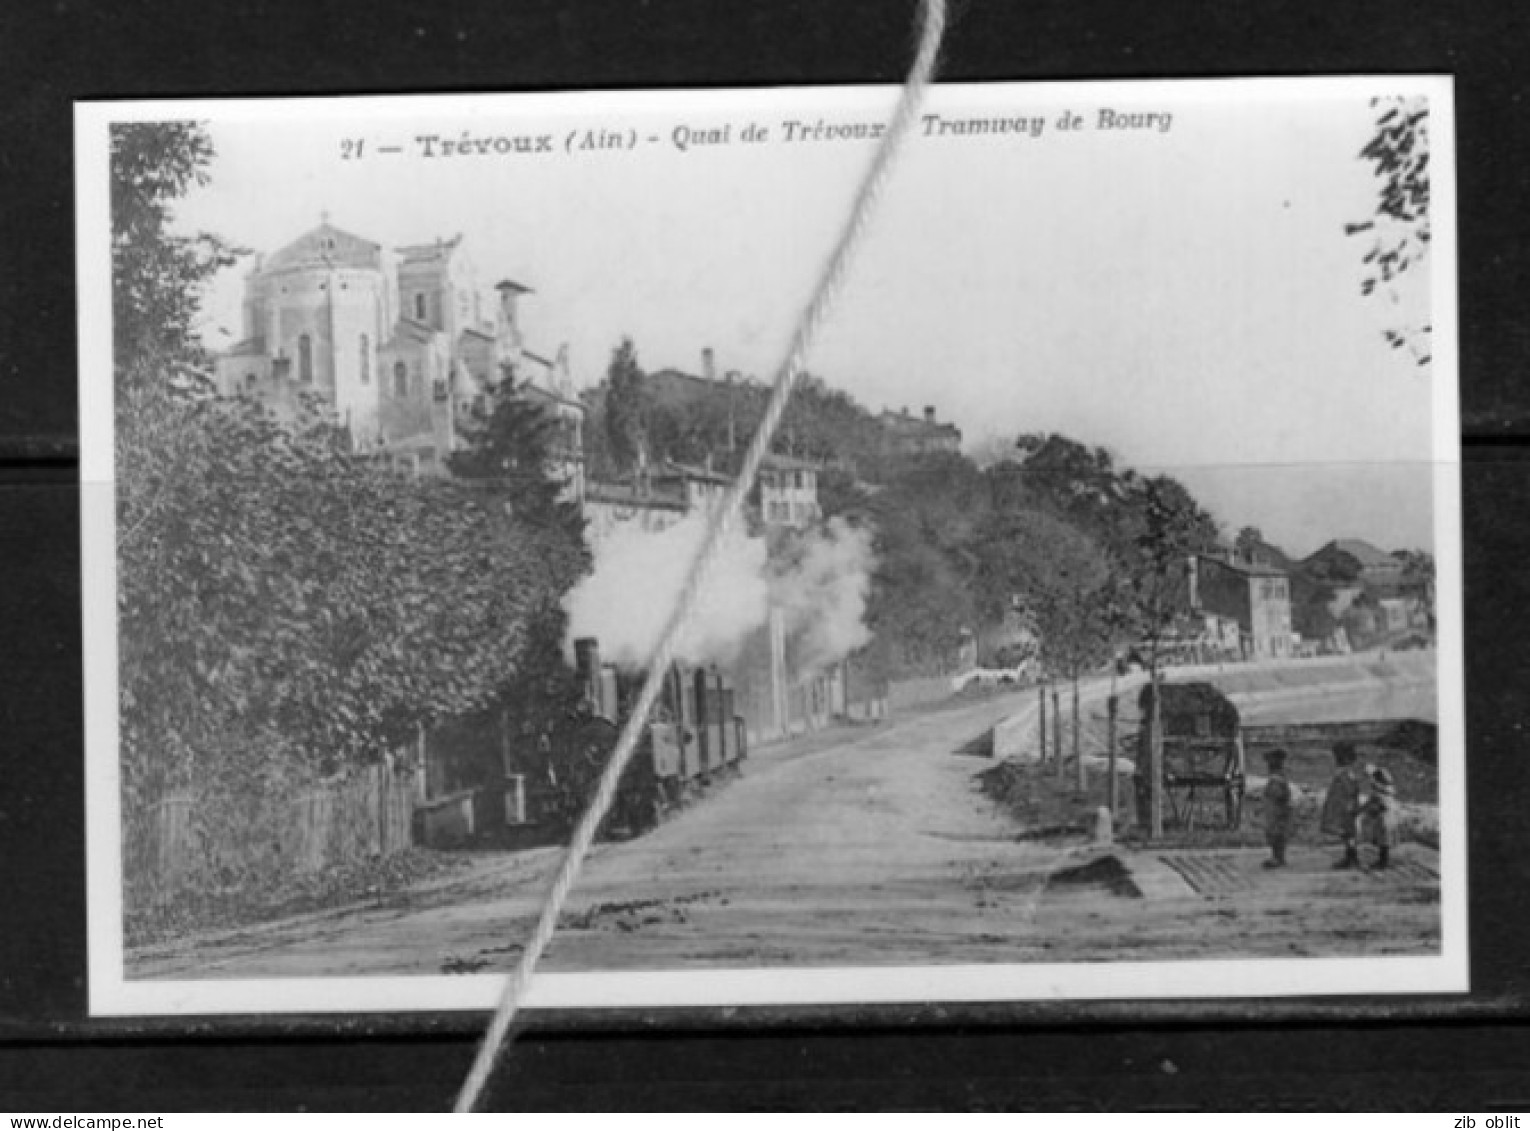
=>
[553,637,749,835]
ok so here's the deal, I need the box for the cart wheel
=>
[1225,781,1245,828]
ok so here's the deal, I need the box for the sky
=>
[164,80,1449,558]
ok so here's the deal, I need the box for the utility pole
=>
[1038,684,1047,764]
[1074,678,1085,793]
[1149,673,1164,839]
[1107,693,1119,819]
[1053,687,1063,784]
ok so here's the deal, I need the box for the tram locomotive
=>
[554,637,748,836]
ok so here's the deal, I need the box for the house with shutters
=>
[1186,552,1294,660]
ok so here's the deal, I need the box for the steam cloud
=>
[564,512,875,671]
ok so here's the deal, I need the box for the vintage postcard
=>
[78,77,1463,1017]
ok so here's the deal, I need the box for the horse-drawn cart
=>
[1133,681,1247,833]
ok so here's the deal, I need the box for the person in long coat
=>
[1359,765,1399,869]
[1319,741,1364,869]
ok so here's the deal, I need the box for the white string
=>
[454,0,948,1110]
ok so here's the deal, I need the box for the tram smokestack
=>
[574,637,603,711]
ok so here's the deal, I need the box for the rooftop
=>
[585,479,687,510]
[761,452,822,472]
[263,221,382,274]
[1311,538,1400,569]
[396,234,464,263]
[654,458,731,485]
[1197,552,1287,579]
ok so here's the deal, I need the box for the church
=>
[214,218,584,489]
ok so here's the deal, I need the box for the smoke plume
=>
[767,517,875,672]
[563,512,875,671]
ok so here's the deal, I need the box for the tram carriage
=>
[560,637,748,835]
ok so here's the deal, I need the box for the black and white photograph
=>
[77,77,1463,1017]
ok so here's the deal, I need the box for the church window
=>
[393,361,408,398]
[359,335,370,384]
[414,293,427,321]
[298,334,313,383]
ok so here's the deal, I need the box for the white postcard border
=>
[78,75,1467,1018]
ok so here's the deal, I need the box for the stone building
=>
[758,453,821,529]
[877,405,962,458]
[1187,553,1294,660]
[215,219,582,481]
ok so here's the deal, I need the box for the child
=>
[1319,741,1364,869]
[1261,747,1294,869]
[1359,765,1399,869]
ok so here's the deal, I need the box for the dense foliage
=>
[110,122,239,393]
[114,124,586,804]
[1346,96,1432,365]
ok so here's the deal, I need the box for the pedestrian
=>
[1261,747,1293,869]
[1319,741,1364,869]
[1359,764,1399,869]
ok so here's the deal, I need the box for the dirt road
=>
[130,687,1439,981]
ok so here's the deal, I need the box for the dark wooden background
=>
[3,0,1530,1110]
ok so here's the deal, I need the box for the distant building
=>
[758,453,821,529]
[215,218,580,479]
[634,347,756,451]
[652,458,730,515]
[582,476,689,550]
[877,405,962,458]
[1187,553,1294,660]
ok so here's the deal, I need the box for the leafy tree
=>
[118,393,585,793]
[113,123,587,806]
[862,452,991,674]
[1288,570,1339,645]
[602,338,650,474]
[775,375,888,475]
[1010,433,1138,558]
[1115,473,1219,837]
[110,121,239,395]
[1346,96,1431,365]
[1394,548,1437,629]
[978,508,1118,782]
[449,378,587,534]
[647,386,751,469]
[1233,526,1264,561]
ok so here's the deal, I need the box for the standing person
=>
[1359,765,1399,869]
[1261,747,1294,869]
[1320,741,1364,869]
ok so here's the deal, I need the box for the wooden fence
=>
[124,762,416,910]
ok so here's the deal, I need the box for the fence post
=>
[375,763,388,857]
[1149,676,1164,840]
[1107,694,1119,820]
[416,722,429,803]
[1038,684,1047,764]
[1073,679,1084,793]
[1053,687,1063,784]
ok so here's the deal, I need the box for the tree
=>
[1346,96,1431,366]
[110,121,240,395]
[861,452,991,674]
[112,123,588,802]
[602,338,650,474]
[1233,526,1264,561]
[1011,432,1137,558]
[449,378,587,535]
[1116,474,1219,838]
[978,508,1118,785]
[118,393,587,792]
